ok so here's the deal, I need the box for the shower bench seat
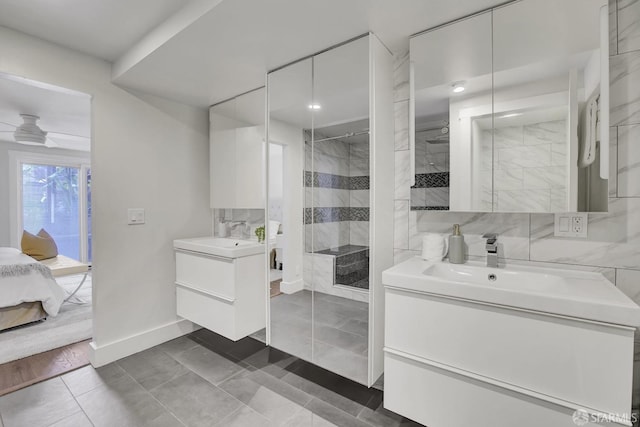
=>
[316,245,369,290]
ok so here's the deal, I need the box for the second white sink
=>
[384,257,640,327]
[173,237,264,258]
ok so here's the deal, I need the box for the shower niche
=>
[266,34,394,386]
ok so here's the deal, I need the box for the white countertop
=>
[173,236,265,258]
[382,257,640,328]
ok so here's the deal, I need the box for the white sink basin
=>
[383,257,640,327]
[173,237,264,258]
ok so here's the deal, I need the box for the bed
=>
[0,247,65,331]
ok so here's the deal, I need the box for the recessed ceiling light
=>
[308,104,321,110]
[452,82,465,93]
[498,113,523,119]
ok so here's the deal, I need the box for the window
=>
[10,152,91,263]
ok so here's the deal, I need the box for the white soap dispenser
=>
[448,224,465,264]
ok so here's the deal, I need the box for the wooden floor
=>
[0,340,90,396]
[270,279,282,298]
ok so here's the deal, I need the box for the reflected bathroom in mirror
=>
[410,0,609,213]
[266,34,390,386]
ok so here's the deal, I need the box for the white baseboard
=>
[280,278,303,294]
[89,318,200,367]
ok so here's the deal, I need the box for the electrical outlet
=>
[554,213,588,238]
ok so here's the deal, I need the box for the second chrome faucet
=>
[482,233,499,268]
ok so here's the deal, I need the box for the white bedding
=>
[0,247,65,316]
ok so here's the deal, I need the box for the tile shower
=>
[303,129,370,302]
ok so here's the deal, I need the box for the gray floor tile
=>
[271,298,313,322]
[118,347,189,390]
[313,293,368,312]
[305,398,372,427]
[47,411,93,427]
[314,324,368,355]
[215,405,270,427]
[151,371,243,427]
[281,373,365,417]
[281,408,339,427]
[275,290,312,307]
[220,371,306,425]
[244,369,313,407]
[338,318,369,338]
[313,341,368,385]
[76,373,181,427]
[0,378,81,427]
[61,363,128,397]
[358,406,423,427]
[243,347,299,379]
[153,335,201,356]
[171,344,244,385]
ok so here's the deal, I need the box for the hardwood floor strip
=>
[0,340,90,396]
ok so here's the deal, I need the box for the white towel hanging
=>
[579,92,600,168]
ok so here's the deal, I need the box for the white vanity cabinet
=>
[382,258,640,427]
[209,88,264,209]
[174,238,265,341]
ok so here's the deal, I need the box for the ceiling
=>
[0,0,511,149]
[110,0,508,107]
[0,74,91,151]
[0,0,191,61]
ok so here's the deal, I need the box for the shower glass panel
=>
[268,58,314,361]
[309,37,370,384]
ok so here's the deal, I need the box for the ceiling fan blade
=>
[44,137,59,148]
[0,121,17,131]
[46,131,90,142]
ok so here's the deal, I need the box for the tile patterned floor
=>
[270,290,369,385]
[0,330,423,427]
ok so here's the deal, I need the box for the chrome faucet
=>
[229,221,249,238]
[482,233,499,268]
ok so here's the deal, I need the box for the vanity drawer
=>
[176,286,236,340]
[384,351,584,427]
[175,250,235,300]
[385,287,635,416]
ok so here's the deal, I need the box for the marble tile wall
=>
[479,121,569,212]
[393,0,640,409]
[214,209,264,238]
[304,135,370,251]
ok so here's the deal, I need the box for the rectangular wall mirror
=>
[410,0,609,213]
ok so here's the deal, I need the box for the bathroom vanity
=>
[173,237,266,341]
[383,257,640,427]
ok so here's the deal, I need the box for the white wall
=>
[0,141,90,246]
[268,143,284,222]
[269,119,304,292]
[0,26,212,365]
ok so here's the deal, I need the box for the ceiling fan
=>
[0,114,89,150]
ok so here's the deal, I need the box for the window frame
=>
[9,151,91,263]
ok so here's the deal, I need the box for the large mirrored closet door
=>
[267,36,371,385]
[267,33,393,386]
[267,58,314,361]
[310,37,370,385]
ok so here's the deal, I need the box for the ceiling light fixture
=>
[308,104,321,110]
[452,82,465,93]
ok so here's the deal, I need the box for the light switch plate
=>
[554,213,588,238]
[128,208,145,225]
